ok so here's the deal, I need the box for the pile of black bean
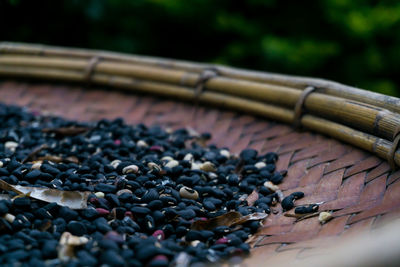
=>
[0,103,287,267]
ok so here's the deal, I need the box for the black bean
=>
[94,217,112,233]
[95,183,117,193]
[122,217,140,231]
[238,242,251,253]
[7,249,30,262]
[185,230,204,241]
[53,218,67,233]
[23,169,41,181]
[6,159,20,172]
[135,246,160,262]
[40,164,60,176]
[15,231,36,244]
[264,152,279,163]
[294,204,319,214]
[175,226,188,237]
[255,196,272,206]
[203,201,216,211]
[77,250,98,266]
[160,196,177,206]
[226,200,240,210]
[270,172,284,184]
[35,208,53,219]
[13,197,31,209]
[131,206,151,215]
[143,214,155,232]
[67,221,87,236]
[257,203,271,214]
[142,189,159,203]
[227,174,239,186]
[42,240,58,258]
[281,195,295,211]
[7,239,25,250]
[58,206,78,221]
[239,149,258,163]
[100,250,125,266]
[0,201,9,215]
[177,209,196,220]
[211,244,228,250]
[0,168,9,176]
[106,193,121,207]
[81,208,99,220]
[99,239,120,251]
[148,200,163,210]
[258,186,272,195]
[291,191,305,200]
[118,192,135,203]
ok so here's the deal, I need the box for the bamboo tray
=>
[1,42,400,266]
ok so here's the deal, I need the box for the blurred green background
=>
[1,0,399,96]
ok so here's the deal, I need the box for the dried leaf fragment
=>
[37,155,79,164]
[0,179,89,209]
[246,190,259,207]
[191,211,268,231]
[191,211,242,231]
[0,180,22,194]
[42,126,91,136]
[22,144,48,163]
[231,212,268,226]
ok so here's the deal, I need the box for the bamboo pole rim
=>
[0,42,400,168]
[1,54,399,142]
[1,41,399,114]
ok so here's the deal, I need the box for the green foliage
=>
[0,0,399,96]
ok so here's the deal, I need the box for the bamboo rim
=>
[1,42,399,114]
[0,42,399,168]
[0,55,399,142]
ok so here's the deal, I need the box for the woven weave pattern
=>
[1,80,400,263]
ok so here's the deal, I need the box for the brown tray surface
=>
[1,80,400,264]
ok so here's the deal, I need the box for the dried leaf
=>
[22,144,48,163]
[65,156,79,164]
[42,126,91,136]
[234,159,245,174]
[284,211,320,222]
[0,180,22,194]
[246,190,259,207]
[15,186,89,209]
[0,179,89,209]
[246,235,264,249]
[36,155,79,164]
[191,211,268,231]
[231,212,268,226]
[191,211,242,231]
[37,155,62,163]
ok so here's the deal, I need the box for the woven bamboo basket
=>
[1,42,400,266]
